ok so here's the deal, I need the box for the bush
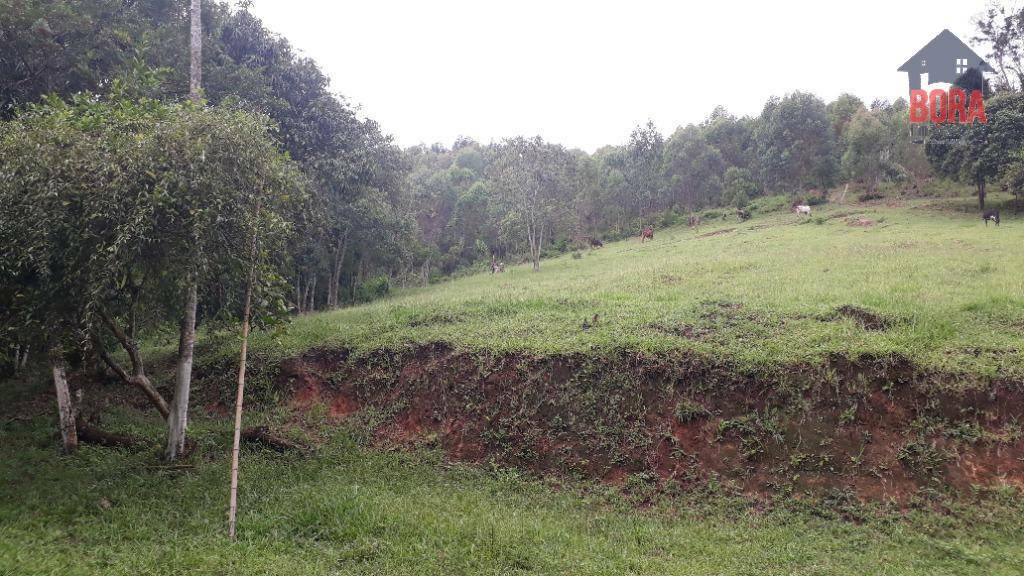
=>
[858,192,885,202]
[660,209,683,228]
[355,276,390,303]
[747,194,791,214]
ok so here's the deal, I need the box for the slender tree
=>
[166,0,203,461]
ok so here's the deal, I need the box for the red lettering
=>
[947,88,967,123]
[929,89,948,123]
[966,90,987,123]
[909,89,928,123]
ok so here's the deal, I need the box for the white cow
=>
[794,205,811,216]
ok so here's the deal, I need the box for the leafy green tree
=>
[0,94,303,451]
[490,137,575,271]
[702,107,754,170]
[972,4,1024,91]
[663,125,725,209]
[1,0,410,315]
[926,92,1024,209]
[841,109,888,193]
[0,0,147,117]
[827,93,866,142]
[722,167,759,208]
[755,92,836,192]
[623,121,665,225]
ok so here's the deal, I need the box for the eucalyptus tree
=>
[490,137,575,271]
[663,125,726,209]
[755,92,836,192]
[623,121,665,225]
[702,107,755,171]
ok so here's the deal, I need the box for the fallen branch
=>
[76,423,145,449]
[241,426,307,453]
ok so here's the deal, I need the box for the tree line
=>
[406,95,926,277]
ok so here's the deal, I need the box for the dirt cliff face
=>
[274,343,1024,504]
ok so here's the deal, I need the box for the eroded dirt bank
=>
[271,343,1024,503]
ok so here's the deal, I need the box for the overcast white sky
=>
[242,0,995,151]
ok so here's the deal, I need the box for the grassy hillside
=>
[2,405,1022,576]
[5,195,1024,575]
[241,197,1024,380]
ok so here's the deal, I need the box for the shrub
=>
[355,276,390,303]
[747,194,791,214]
[660,210,683,228]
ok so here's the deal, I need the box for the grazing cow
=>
[688,214,702,229]
[490,255,505,274]
[640,226,654,243]
[983,209,1000,226]
[736,208,751,221]
[794,205,812,216]
[589,237,604,248]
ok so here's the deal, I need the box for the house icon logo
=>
[897,29,993,92]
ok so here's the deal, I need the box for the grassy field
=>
[232,196,1024,381]
[5,194,1024,575]
[2,405,1023,576]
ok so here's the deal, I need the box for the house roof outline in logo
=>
[897,29,993,92]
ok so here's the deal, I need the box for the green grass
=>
[2,408,1023,576]
[6,195,1024,574]
[235,197,1024,380]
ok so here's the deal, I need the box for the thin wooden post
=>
[228,216,260,541]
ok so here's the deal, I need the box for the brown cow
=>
[640,226,654,243]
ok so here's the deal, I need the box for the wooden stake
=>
[228,218,259,541]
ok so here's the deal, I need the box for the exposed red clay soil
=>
[275,344,1024,504]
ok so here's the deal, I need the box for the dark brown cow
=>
[640,226,654,243]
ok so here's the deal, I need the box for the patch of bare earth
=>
[274,345,1024,505]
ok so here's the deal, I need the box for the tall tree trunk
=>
[165,0,203,462]
[329,236,348,309]
[978,179,986,210]
[49,348,77,455]
[166,279,197,461]
[536,224,545,271]
[305,274,317,312]
[189,0,202,103]
[228,232,258,541]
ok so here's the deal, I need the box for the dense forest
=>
[5,0,1024,456]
